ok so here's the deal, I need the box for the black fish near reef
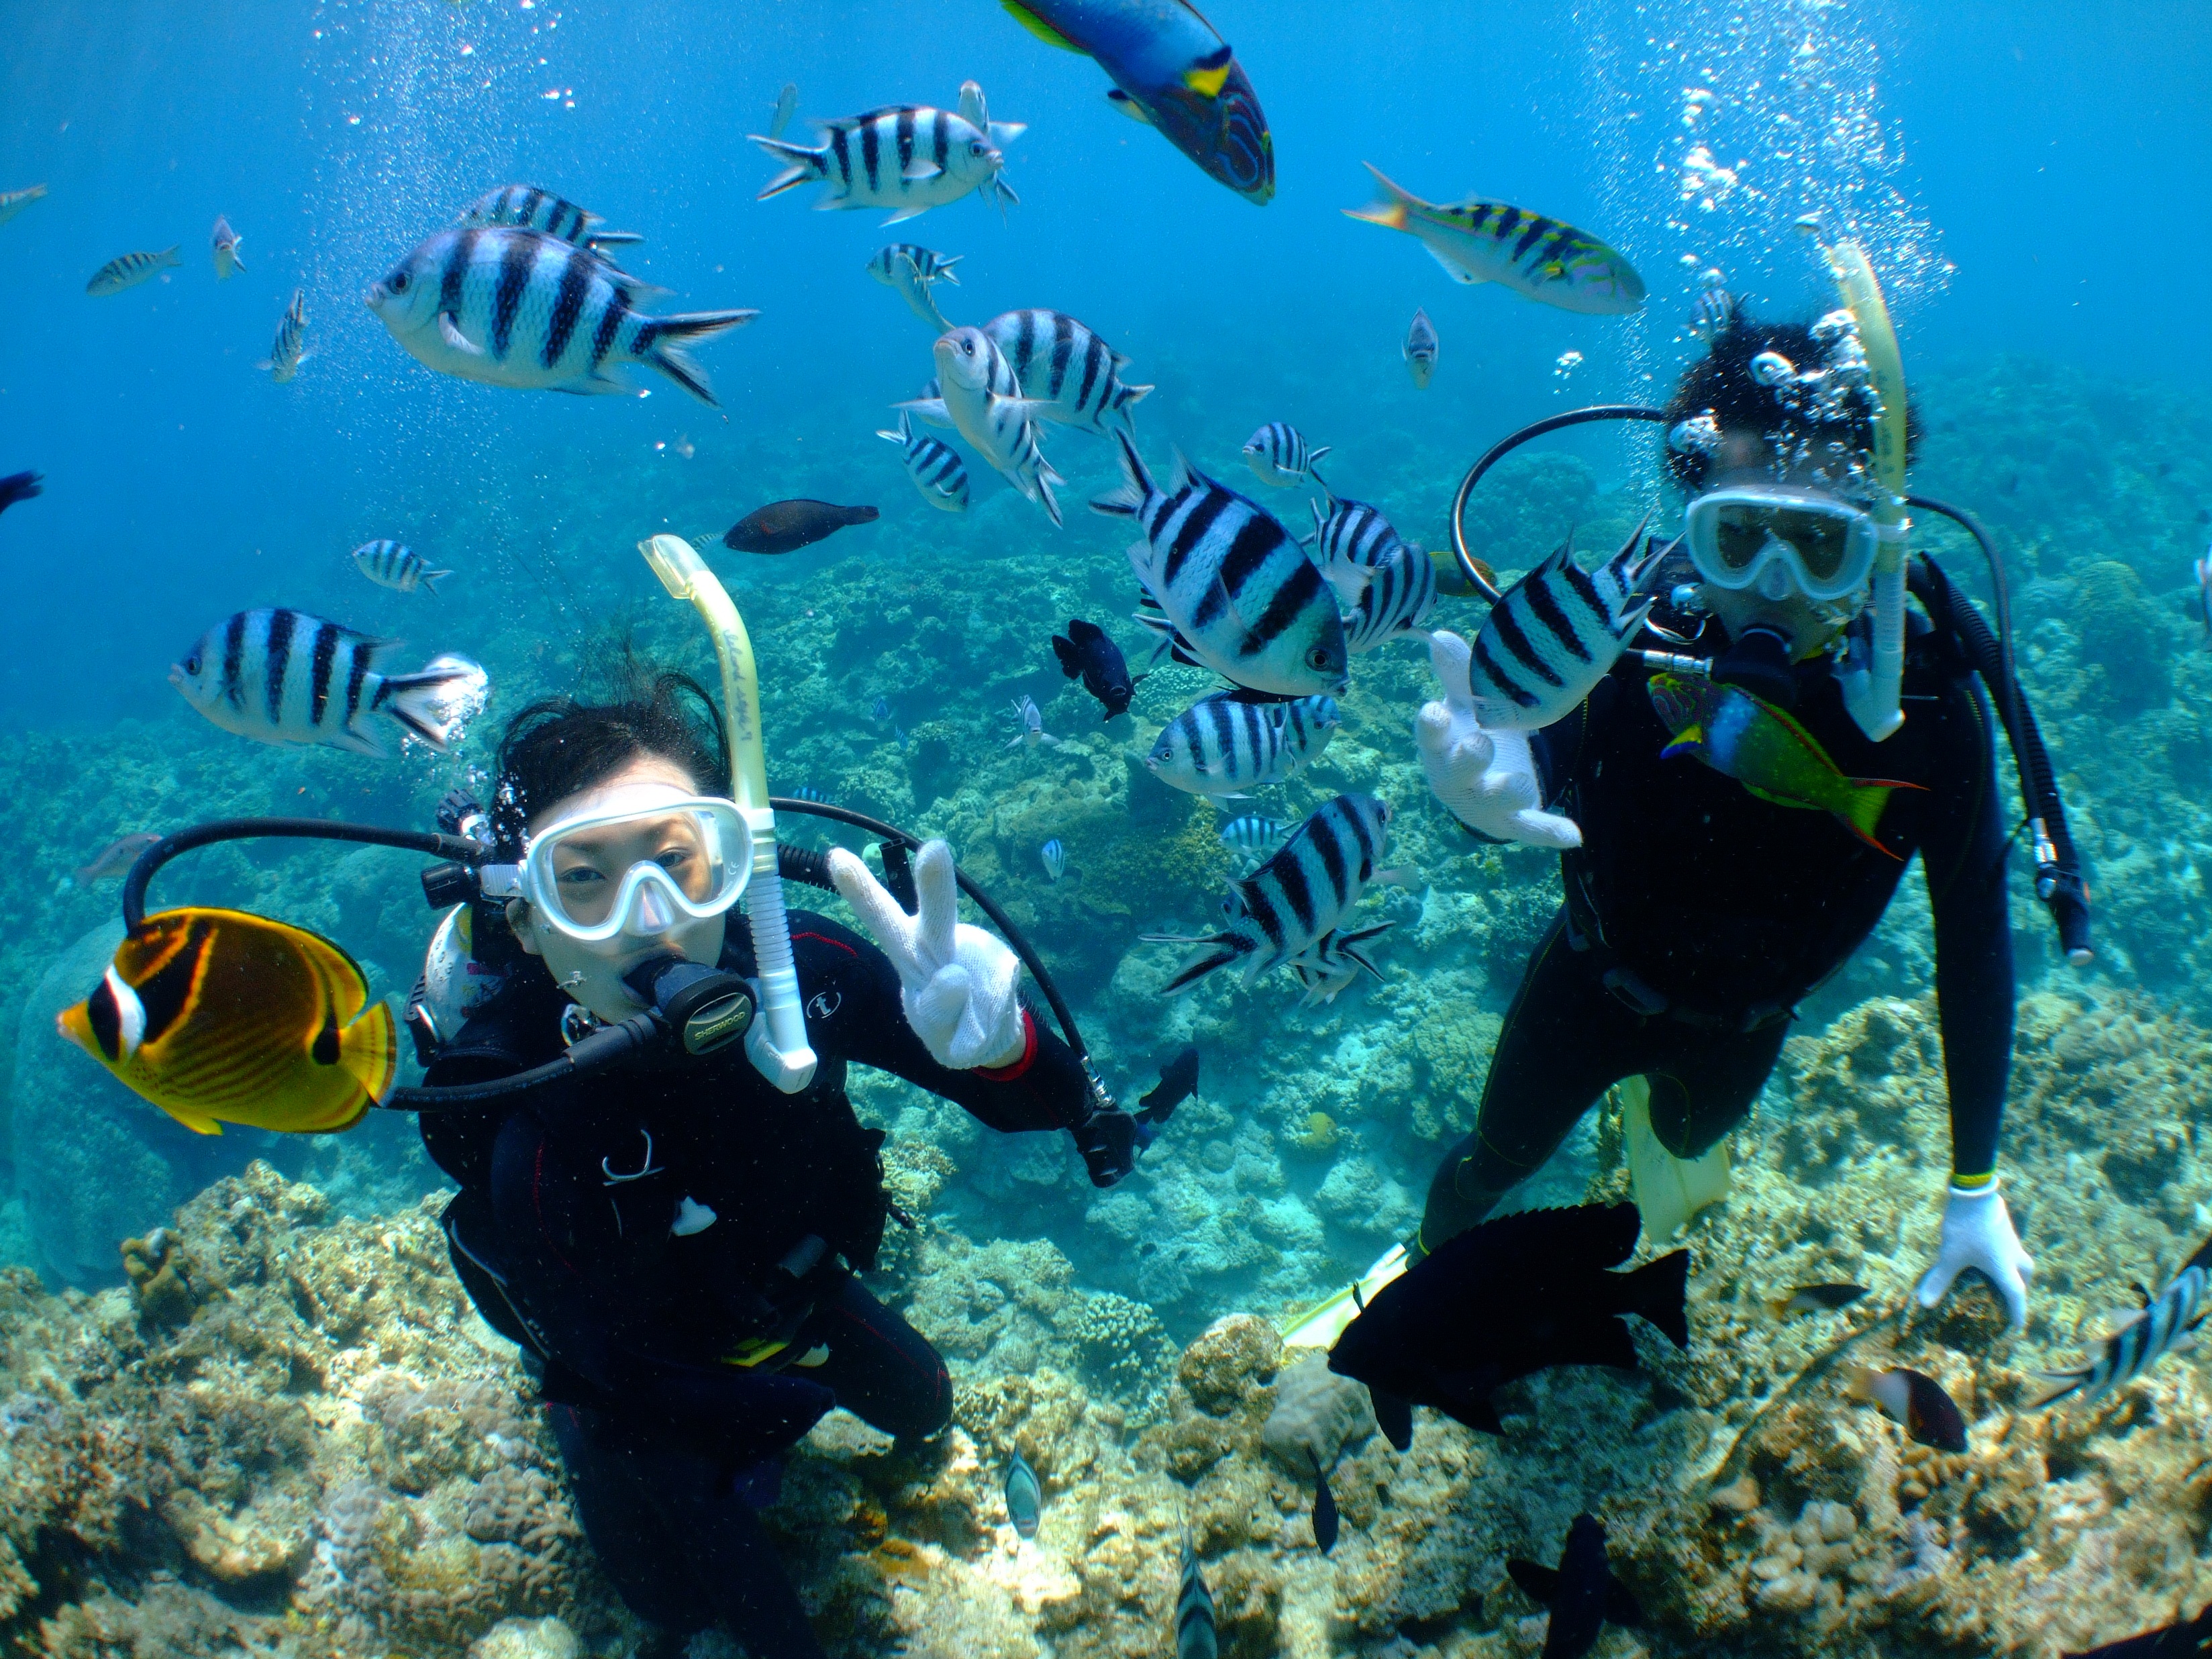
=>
[0,470,42,515]
[1050,617,1136,719]
[1326,1203,1689,1437]
[1311,1453,1338,1554]
[1136,1045,1199,1129]
[722,499,878,555]
[2065,1603,2212,1658]
[1854,1366,1968,1454]
[1506,1513,1642,1659]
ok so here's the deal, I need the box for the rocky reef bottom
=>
[7,985,2212,1658]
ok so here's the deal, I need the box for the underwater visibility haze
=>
[3,1,2212,1655]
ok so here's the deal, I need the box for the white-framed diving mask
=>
[511,789,753,944]
[1683,484,1880,603]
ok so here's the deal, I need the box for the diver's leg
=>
[799,1272,954,1442]
[552,1403,829,1659]
[1641,1019,1791,1158]
[1415,912,1637,1254]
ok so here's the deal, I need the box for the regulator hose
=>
[1448,405,1673,601]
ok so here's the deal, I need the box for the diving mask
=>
[515,787,752,944]
[1684,484,1879,603]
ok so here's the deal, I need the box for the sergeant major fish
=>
[1219,815,1289,854]
[457,184,644,257]
[1175,1534,1218,1659]
[905,327,1064,525]
[1285,922,1393,1006]
[1403,307,1438,388]
[752,94,1022,223]
[866,244,961,330]
[170,608,477,756]
[210,215,245,279]
[1147,691,1338,798]
[1345,164,1644,315]
[352,540,452,595]
[1040,839,1068,883]
[1309,495,1437,654]
[1242,421,1328,489]
[983,309,1151,438]
[1147,795,1391,993]
[1466,522,1661,728]
[1091,434,1348,697]
[995,0,1274,206]
[2036,1242,2212,1408]
[366,226,757,405]
[876,412,970,511]
[1005,694,1058,749]
[261,289,309,383]
[87,246,182,296]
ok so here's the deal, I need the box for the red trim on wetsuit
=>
[791,930,858,956]
[972,1010,1038,1081]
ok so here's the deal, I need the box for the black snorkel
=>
[1446,405,2093,964]
[115,797,1113,1108]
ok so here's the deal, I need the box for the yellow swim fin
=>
[1619,1074,1730,1242]
[1280,1241,1408,1351]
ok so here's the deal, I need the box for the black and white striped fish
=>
[1092,434,1348,697]
[352,540,452,595]
[903,327,1062,524]
[457,184,644,257]
[1287,922,1394,1005]
[2036,1250,2212,1409]
[365,226,757,405]
[210,215,245,280]
[1176,1535,1217,1659]
[261,288,309,383]
[1147,692,1338,798]
[1403,307,1438,388]
[87,246,181,296]
[1691,285,1738,340]
[1308,494,1436,652]
[1465,517,1660,728]
[866,244,960,330]
[1242,421,1329,489]
[1219,815,1290,854]
[752,95,1022,224]
[982,309,1152,438]
[169,609,477,756]
[876,411,970,511]
[1147,795,1392,994]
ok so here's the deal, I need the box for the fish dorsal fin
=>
[1168,447,1197,494]
[1505,1560,1560,1606]
[999,0,1081,50]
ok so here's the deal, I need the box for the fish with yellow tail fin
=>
[1344,164,1644,315]
[58,908,397,1136]
[997,0,1274,204]
[1646,672,1921,857]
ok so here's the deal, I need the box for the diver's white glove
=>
[1915,1180,2033,1334]
[1415,631,1582,850]
[828,840,1027,1071]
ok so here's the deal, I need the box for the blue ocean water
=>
[5,3,2212,1654]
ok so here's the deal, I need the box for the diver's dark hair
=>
[491,660,729,856]
[1662,315,1922,492]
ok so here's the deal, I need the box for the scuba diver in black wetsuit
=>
[417,670,1136,1658]
[1400,249,2091,1338]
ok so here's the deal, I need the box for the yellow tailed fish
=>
[58,907,397,1136]
[997,0,1274,205]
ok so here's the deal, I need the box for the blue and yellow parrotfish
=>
[58,907,398,1136]
[1646,672,1919,856]
[997,0,1274,205]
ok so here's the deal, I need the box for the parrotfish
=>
[722,500,878,555]
[997,0,1274,204]
[1646,672,1921,856]
[1345,164,1644,315]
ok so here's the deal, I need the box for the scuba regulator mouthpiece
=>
[1711,624,1798,709]
[622,954,758,1057]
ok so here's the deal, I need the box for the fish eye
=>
[389,270,409,293]
[969,140,989,156]
[1307,647,1333,668]
[184,654,200,674]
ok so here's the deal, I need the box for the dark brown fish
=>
[2066,1603,2212,1658]
[74,830,162,886]
[1854,1366,1968,1454]
[722,499,878,555]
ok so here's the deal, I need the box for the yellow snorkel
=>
[640,534,817,1093]
[1825,240,1911,742]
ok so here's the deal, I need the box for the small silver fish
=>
[2196,552,2211,646]
[0,183,48,230]
[1242,421,1328,489]
[73,830,163,887]
[1041,839,1067,883]
[352,539,452,595]
[1005,695,1058,750]
[866,244,960,330]
[261,288,309,383]
[87,246,182,297]
[1003,1448,1042,1538]
[769,83,799,141]
[1403,307,1438,388]
[210,216,245,279]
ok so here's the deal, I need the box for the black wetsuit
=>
[1419,613,2013,1249]
[420,912,1091,1658]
